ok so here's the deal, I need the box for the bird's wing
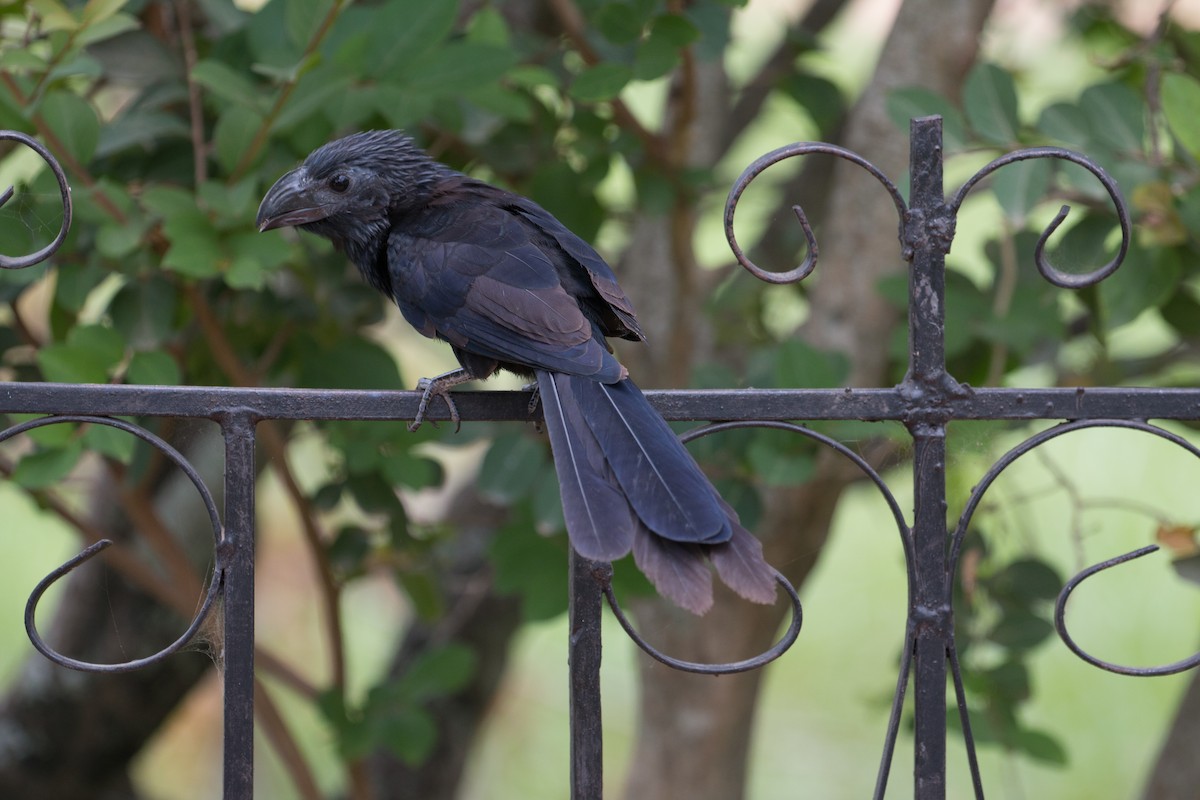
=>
[506,197,644,341]
[387,198,625,381]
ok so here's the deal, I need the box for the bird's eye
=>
[329,173,351,193]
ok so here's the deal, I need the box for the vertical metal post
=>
[569,548,606,800]
[221,413,257,799]
[906,116,951,800]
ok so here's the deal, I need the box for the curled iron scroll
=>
[0,131,73,270]
[950,418,1200,677]
[949,147,1131,289]
[603,420,912,676]
[13,415,225,673]
[724,143,909,284]
[1054,544,1200,676]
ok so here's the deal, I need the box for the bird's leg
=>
[411,368,475,432]
[522,381,543,433]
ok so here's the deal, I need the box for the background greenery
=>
[1,0,1200,798]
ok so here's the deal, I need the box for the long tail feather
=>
[708,525,778,606]
[537,372,636,560]
[632,524,713,615]
[574,378,728,543]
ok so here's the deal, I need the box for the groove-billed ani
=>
[257,130,775,614]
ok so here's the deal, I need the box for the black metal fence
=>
[6,117,1199,799]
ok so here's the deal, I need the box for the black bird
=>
[257,130,776,614]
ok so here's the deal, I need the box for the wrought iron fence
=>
[4,117,1199,799]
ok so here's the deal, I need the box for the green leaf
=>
[127,350,181,385]
[506,65,559,88]
[298,336,404,390]
[963,63,1019,146]
[464,86,532,123]
[772,339,848,389]
[1042,213,1117,283]
[346,472,401,513]
[380,450,443,491]
[40,91,100,162]
[198,180,257,222]
[477,432,547,502]
[1161,72,1200,161]
[985,558,1062,605]
[1014,728,1069,765]
[1098,246,1180,329]
[571,63,633,103]
[110,278,177,348]
[39,325,126,383]
[82,423,136,463]
[978,660,1031,703]
[395,570,442,619]
[285,0,333,48]
[1161,290,1200,337]
[54,260,107,313]
[595,2,647,45]
[328,525,372,574]
[466,6,510,46]
[650,13,700,46]
[161,210,223,279]
[490,512,569,621]
[887,87,967,151]
[223,256,266,289]
[12,442,84,489]
[989,609,1054,651]
[378,709,437,765]
[98,109,189,158]
[991,158,1051,223]
[746,437,814,487]
[528,162,605,241]
[141,186,199,220]
[782,73,845,136]
[1080,82,1143,153]
[191,59,263,110]
[634,29,680,81]
[96,220,146,259]
[28,0,78,32]
[80,0,127,26]
[397,644,477,702]
[47,52,103,83]
[1036,102,1091,146]
[404,43,515,96]
[8,414,73,447]
[76,11,139,46]
[213,105,265,176]
[271,69,352,133]
[364,0,459,77]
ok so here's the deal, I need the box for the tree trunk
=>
[1140,664,1200,800]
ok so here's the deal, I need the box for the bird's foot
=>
[410,369,473,433]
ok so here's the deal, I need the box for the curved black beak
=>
[256,168,329,232]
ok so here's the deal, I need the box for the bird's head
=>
[256,130,446,258]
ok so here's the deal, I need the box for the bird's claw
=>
[410,376,462,433]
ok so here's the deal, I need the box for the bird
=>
[256,130,776,614]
